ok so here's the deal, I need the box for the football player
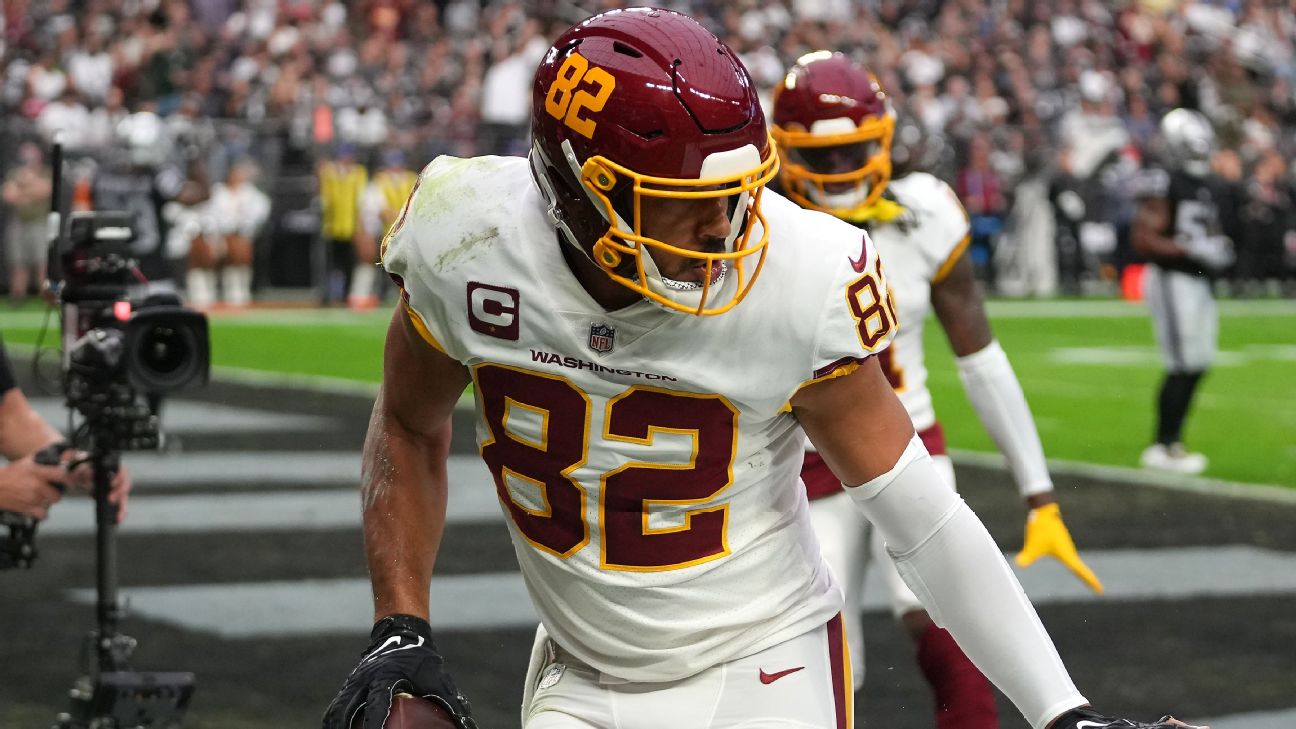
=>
[322,10,1203,729]
[1132,109,1230,475]
[770,52,1103,729]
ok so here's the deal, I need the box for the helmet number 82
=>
[544,52,617,140]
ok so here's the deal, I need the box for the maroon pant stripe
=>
[826,613,849,729]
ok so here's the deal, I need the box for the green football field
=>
[4,297,1293,487]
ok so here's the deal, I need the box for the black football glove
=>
[322,614,478,729]
[1052,706,1202,729]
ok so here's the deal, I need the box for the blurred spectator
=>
[1236,150,1294,295]
[317,143,366,306]
[88,110,186,282]
[2,142,51,305]
[958,133,1007,286]
[82,86,129,151]
[35,88,89,150]
[0,0,1291,300]
[66,31,113,104]
[190,159,269,308]
[354,148,418,309]
[478,21,546,156]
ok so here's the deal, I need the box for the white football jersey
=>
[866,173,970,432]
[383,155,896,683]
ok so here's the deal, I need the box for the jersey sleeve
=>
[804,229,898,388]
[1132,167,1170,200]
[379,158,460,360]
[923,176,973,283]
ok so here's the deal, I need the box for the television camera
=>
[0,136,208,727]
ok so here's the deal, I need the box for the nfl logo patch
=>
[589,323,615,353]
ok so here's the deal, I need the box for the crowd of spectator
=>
[2,0,1294,303]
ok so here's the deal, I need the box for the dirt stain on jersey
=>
[432,226,501,273]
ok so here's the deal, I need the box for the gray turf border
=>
[951,449,1296,504]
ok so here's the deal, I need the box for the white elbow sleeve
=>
[956,340,1053,497]
[845,435,1086,729]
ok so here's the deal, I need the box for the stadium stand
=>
[1,0,1293,302]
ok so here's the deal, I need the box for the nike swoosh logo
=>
[849,237,869,273]
[759,666,805,684]
[359,635,426,665]
[1075,721,1108,729]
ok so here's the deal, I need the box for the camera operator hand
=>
[65,456,132,522]
[0,453,66,520]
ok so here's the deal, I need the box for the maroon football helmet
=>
[772,52,896,219]
[529,8,779,315]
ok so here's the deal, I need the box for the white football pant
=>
[521,617,853,729]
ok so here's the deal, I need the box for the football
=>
[349,693,458,729]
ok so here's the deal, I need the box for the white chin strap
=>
[633,144,761,313]
[808,180,871,212]
[541,138,760,313]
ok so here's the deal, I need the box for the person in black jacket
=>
[0,336,130,520]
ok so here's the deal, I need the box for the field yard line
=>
[1188,708,1296,729]
[63,545,1296,637]
[929,370,1296,416]
[210,365,381,395]
[0,308,391,329]
[29,397,332,434]
[6,298,1291,331]
[40,457,502,535]
[984,298,1296,318]
[951,449,1296,502]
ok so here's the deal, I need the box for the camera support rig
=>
[53,433,195,729]
[40,137,205,729]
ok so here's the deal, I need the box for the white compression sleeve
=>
[956,340,1053,497]
[845,436,1086,729]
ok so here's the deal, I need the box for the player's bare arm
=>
[791,356,914,484]
[323,304,477,729]
[1131,197,1184,260]
[929,250,994,359]
[362,304,470,621]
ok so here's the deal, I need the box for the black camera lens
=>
[124,309,210,393]
[138,325,191,375]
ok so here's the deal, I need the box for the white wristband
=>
[845,435,1086,729]
[956,340,1053,497]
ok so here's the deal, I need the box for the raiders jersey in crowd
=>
[383,154,896,683]
[1134,166,1227,277]
[92,164,185,258]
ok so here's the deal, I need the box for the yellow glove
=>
[1015,503,1104,593]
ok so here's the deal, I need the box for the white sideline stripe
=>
[64,546,1296,638]
[210,366,381,396]
[40,451,1296,535]
[983,298,1296,318]
[29,398,331,434]
[209,369,475,408]
[1189,708,1296,729]
[5,298,1293,328]
[40,456,501,535]
[69,574,537,638]
[951,449,1296,503]
[0,308,392,328]
[120,452,362,487]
